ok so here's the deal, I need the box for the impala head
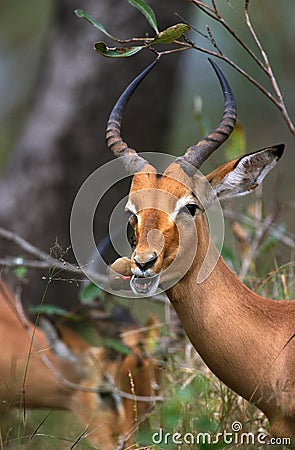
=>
[106,57,284,296]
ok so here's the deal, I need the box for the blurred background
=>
[0,1,294,447]
[0,0,294,309]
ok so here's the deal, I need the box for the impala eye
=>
[184,204,199,216]
[127,215,137,249]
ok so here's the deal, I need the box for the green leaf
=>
[224,121,246,161]
[94,41,143,57]
[128,0,159,33]
[13,257,27,280]
[29,304,70,317]
[75,9,114,39]
[105,338,132,356]
[80,282,105,303]
[152,23,190,44]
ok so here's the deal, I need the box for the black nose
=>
[134,252,158,271]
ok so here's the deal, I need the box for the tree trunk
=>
[0,0,190,307]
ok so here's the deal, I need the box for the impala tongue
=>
[130,274,160,296]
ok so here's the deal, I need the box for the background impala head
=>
[107,57,284,296]
[0,279,160,449]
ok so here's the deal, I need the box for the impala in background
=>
[0,279,159,449]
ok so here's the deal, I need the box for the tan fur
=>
[110,156,295,441]
[206,159,238,186]
[0,280,159,448]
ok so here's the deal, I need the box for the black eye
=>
[185,204,198,216]
[127,215,137,249]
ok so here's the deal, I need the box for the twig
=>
[223,208,295,250]
[183,35,280,108]
[190,0,267,73]
[0,227,53,261]
[0,226,110,287]
[183,0,295,137]
[244,1,295,135]
[238,214,276,279]
[206,25,222,54]
[2,282,164,403]
[120,321,164,338]
[152,45,191,58]
[0,227,171,310]
[0,258,76,270]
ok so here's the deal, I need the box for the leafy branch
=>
[75,0,295,137]
[75,5,191,58]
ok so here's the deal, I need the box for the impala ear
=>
[206,144,284,201]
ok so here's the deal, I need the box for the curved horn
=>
[177,58,237,170]
[106,58,159,174]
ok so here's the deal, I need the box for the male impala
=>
[0,279,159,448]
[107,57,295,439]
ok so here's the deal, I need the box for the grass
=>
[2,260,294,449]
[0,410,95,449]
[1,200,294,450]
[135,349,271,449]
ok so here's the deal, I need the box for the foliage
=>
[13,256,28,280]
[29,303,73,318]
[104,337,132,355]
[75,3,190,58]
[80,281,106,304]
[1,1,294,449]
[76,0,295,138]
[3,222,294,449]
[127,0,159,33]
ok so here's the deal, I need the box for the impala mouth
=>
[130,274,160,296]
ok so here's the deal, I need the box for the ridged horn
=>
[177,58,237,170]
[106,58,159,174]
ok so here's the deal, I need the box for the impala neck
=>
[166,215,283,409]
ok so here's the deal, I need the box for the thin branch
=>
[238,214,276,279]
[0,227,53,261]
[38,350,164,402]
[184,0,295,137]
[0,258,71,270]
[152,45,191,58]
[253,261,295,292]
[0,226,106,283]
[3,285,164,403]
[120,321,164,338]
[190,0,267,73]
[244,2,295,135]
[183,35,280,107]
[223,209,295,250]
[0,227,170,307]
[206,25,222,54]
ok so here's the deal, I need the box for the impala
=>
[107,57,295,439]
[0,279,159,448]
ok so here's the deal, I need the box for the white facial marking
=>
[169,195,197,221]
[125,199,138,216]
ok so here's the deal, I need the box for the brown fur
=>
[110,158,295,441]
[0,280,160,448]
